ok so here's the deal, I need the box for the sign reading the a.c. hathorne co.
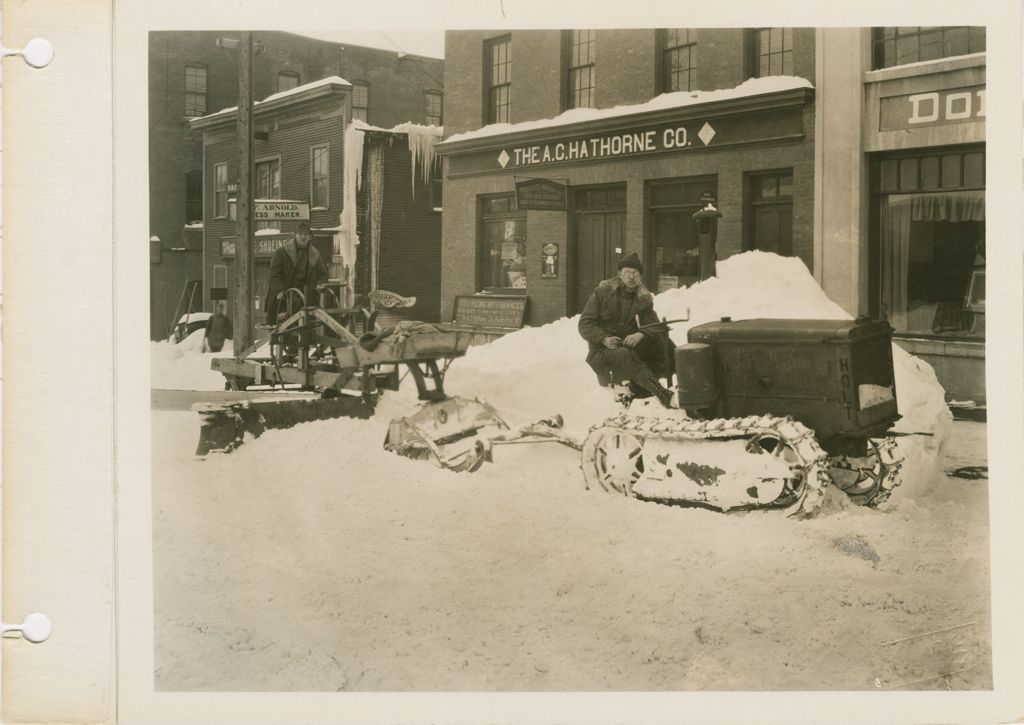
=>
[443,100,808,176]
[499,122,716,170]
[254,200,310,221]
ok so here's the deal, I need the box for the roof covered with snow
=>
[439,76,814,148]
[189,75,352,129]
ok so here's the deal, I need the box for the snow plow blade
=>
[384,397,510,472]
[196,395,373,455]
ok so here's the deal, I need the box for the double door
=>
[572,185,626,313]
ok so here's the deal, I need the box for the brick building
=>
[435,28,986,404]
[148,30,443,338]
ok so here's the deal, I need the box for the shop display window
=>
[646,176,715,291]
[479,195,526,290]
[876,148,985,340]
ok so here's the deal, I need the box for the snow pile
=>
[151,330,235,391]
[444,76,813,144]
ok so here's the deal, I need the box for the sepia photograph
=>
[143,23,996,696]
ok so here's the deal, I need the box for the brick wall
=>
[444,28,816,139]
[595,30,657,107]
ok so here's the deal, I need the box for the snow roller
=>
[198,290,573,469]
[581,317,904,517]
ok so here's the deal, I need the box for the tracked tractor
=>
[580,316,904,516]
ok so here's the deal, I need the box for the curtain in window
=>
[880,190,985,329]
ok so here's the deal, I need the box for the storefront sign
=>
[221,236,293,257]
[541,243,559,278]
[453,295,528,330]
[445,102,807,176]
[499,122,715,170]
[254,200,310,221]
[880,86,985,131]
[515,178,568,210]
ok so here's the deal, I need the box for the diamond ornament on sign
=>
[497,149,511,168]
[698,122,716,146]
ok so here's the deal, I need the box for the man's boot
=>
[638,374,675,408]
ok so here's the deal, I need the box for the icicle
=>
[389,122,441,198]
[367,146,385,293]
[339,120,369,268]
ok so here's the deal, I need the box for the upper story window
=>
[661,29,697,92]
[751,28,793,77]
[277,71,300,93]
[214,162,228,218]
[425,91,443,126]
[311,145,330,210]
[255,158,281,199]
[485,36,512,124]
[872,27,986,70]
[185,170,203,224]
[351,82,369,123]
[185,64,207,117]
[566,30,596,109]
[255,158,281,231]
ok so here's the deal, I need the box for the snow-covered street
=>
[152,408,989,691]
[150,253,991,692]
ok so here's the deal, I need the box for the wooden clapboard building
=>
[189,78,443,322]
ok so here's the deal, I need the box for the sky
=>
[298,30,445,59]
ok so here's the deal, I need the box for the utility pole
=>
[233,31,256,354]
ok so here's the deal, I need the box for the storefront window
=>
[479,195,526,289]
[876,148,985,339]
[646,177,715,291]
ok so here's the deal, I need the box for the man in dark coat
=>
[578,253,675,407]
[264,222,329,324]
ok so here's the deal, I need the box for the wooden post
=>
[233,31,256,355]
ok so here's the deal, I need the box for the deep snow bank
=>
[151,329,235,390]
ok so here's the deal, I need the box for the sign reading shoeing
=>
[453,295,528,330]
[254,200,310,221]
[515,178,568,211]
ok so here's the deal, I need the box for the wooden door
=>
[574,211,625,313]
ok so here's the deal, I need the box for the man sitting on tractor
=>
[578,253,675,407]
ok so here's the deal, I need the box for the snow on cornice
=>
[443,76,814,145]
[190,75,352,124]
